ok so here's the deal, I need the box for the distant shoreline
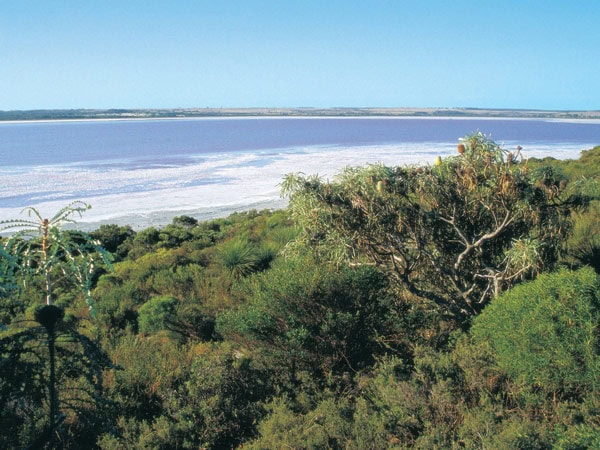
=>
[2,115,600,127]
[1,107,600,122]
[2,116,600,125]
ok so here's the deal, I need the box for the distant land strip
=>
[1,107,599,121]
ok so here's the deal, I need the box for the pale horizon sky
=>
[1,1,599,111]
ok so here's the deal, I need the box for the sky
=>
[1,0,599,111]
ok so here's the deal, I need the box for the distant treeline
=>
[1,107,599,121]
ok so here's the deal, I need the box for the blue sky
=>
[1,1,599,110]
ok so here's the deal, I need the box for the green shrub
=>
[282,133,575,320]
[553,422,600,449]
[564,202,600,272]
[217,238,259,278]
[137,295,178,334]
[217,256,398,388]
[471,267,600,401]
[247,396,353,449]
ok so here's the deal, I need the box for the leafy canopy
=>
[282,133,577,319]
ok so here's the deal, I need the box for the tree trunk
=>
[45,272,53,306]
[35,305,63,442]
[48,326,58,435]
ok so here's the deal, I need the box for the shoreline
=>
[1,141,591,233]
[1,199,289,234]
[2,116,600,127]
[71,198,289,232]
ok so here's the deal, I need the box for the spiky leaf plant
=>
[0,202,114,448]
[0,201,112,315]
[217,238,260,279]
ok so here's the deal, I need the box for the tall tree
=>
[282,133,580,319]
[0,201,112,447]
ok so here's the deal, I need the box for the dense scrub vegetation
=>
[1,135,599,449]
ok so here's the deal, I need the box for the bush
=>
[247,396,353,449]
[470,267,600,401]
[217,256,399,388]
[217,238,260,278]
[564,202,600,272]
[137,295,178,334]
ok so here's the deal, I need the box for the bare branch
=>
[454,210,515,270]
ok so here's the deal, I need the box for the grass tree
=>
[0,201,112,447]
[1,201,111,311]
[217,237,260,279]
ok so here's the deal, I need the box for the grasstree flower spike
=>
[0,201,112,316]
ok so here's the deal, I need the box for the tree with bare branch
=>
[282,133,579,320]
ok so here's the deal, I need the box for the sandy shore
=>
[72,198,289,231]
[2,139,593,233]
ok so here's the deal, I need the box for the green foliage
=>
[101,339,268,449]
[1,145,598,448]
[529,145,600,181]
[90,223,135,261]
[0,244,21,325]
[460,412,553,449]
[129,227,160,258]
[0,327,48,448]
[471,267,600,401]
[172,344,268,448]
[217,237,260,278]
[451,268,600,449]
[172,215,198,228]
[354,349,466,448]
[218,256,400,391]
[0,201,112,314]
[93,247,208,333]
[247,396,354,449]
[0,203,116,448]
[564,202,600,272]
[282,133,575,319]
[0,323,114,448]
[528,146,600,272]
[553,422,600,449]
[137,295,177,334]
[103,334,192,431]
